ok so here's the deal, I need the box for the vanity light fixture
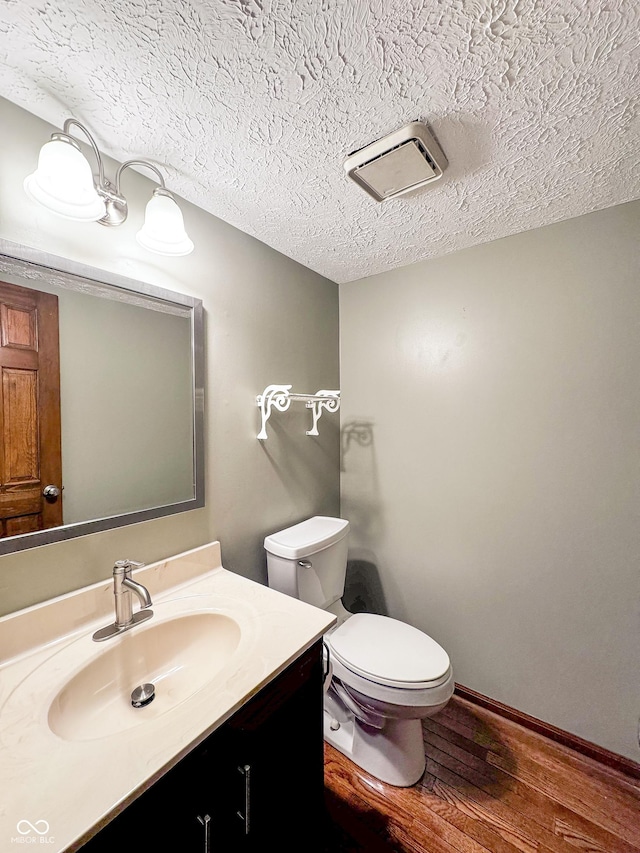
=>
[24,117,194,256]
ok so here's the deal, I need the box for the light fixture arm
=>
[114,160,166,194]
[60,118,107,188]
[57,122,169,227]
[98,160,168,227]
[100,160,171,227]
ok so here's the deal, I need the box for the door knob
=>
[42,485,61,499]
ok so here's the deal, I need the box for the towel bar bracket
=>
[256,384,340,440]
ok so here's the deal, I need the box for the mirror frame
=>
[0,238,205,555]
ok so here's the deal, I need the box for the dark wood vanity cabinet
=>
[81,640,325,852]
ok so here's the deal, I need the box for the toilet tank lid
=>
[264,516,349,559]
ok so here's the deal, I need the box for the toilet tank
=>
[264,516,349,610]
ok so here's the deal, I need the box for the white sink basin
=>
[48,611,241,741]
[0,593,250,745]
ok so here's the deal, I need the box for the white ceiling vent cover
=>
[344,121,448,202]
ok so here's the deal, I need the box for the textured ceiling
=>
[1,1,639,284]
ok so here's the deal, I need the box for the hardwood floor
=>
[322,695,640,852]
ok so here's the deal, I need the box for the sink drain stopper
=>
[131,683,155,708]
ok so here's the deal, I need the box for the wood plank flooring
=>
[322,695,640,853]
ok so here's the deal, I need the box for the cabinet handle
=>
[236,763,251,835]
[197,814,211,853]
[323,640,331,682]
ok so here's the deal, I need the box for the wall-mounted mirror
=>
[0,239,204,555]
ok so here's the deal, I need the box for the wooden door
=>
[0,280,62,537]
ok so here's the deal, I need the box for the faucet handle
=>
[114,559,145,572]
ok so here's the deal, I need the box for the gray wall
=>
[0,97,340,615]
[340,200,640,761]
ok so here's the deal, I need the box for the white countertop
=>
[0,542,335,851]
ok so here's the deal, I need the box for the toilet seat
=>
[327,613,451,688]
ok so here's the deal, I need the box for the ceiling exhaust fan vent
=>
[344,121,448,202]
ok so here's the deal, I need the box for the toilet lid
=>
[264,516,349,559]
[327,613,450,688]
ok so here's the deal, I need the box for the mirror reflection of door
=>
[0,280,62,536]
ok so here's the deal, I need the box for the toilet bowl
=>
[264,516,454,787]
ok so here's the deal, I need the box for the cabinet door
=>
[226,641,325,851]
[190,728,253,849]
[81,728,242,851]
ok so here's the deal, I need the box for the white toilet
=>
[264,515,454,787]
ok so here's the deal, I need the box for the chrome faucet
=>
[93,559,154,642]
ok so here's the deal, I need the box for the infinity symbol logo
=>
[16,819,50,835]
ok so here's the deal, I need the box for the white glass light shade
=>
[136,191,194,256]
[23,138,106,221]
